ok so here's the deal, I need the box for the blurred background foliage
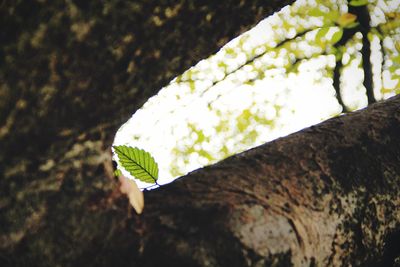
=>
[114,0,400,188]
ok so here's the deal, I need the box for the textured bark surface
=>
[140,96,400,267]
[0,1,295,266]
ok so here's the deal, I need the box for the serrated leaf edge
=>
[113,145,159,184]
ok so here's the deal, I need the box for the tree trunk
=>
[140,95,400,266]
[0,1,294,266]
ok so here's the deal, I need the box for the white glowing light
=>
[114,0,397,189]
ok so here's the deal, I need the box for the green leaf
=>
[390,65,398,72]
[370,28,383,40]
[326,10,340,22]
[337,13,357,28]
[316,27,330,41]
[331,29,343,44]
[333,47,343,62]
[309,8,325,17]
[113,145,159,184]
[349,0,368,6]
[344,22,359,29]
[114,169,122,177]
[393,55,400,64]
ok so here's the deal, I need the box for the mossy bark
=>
[0,1,294,266]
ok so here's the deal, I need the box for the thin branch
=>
[206,52,332,107]
[349,4,376,104]
[361,33,375,104]
[377,28,386,98]
[333,58,349,113]
[330,20,364,112]
[179,28,314,86]
[194,26,357,111]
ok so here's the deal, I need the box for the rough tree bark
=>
[140,95,400,266]
[0,1,295,266]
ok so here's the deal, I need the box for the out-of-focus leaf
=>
[218,61,228,70]
[326,10,340,22]
[392,55,400,64]
[198,149,214,161]
[331,29,343,44]
[189,80,195,92]
[386,12,400,19]
[316,27,330,42]
[309,8,325,17]
[368,32,379,42]
[380,19,400,33]
[344,22,359,29]
[395,80,400,94]
[337,13,357,28]
[119,175,144,214]
[237,109,251,132]
[225,47,236,57]
[395,42,400,53]
[389,65,397,72]
[370,28,383,40]
[282,20,291,31]
[349,0,368,6]
[114,169,122,177]
[333,47,343,62]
